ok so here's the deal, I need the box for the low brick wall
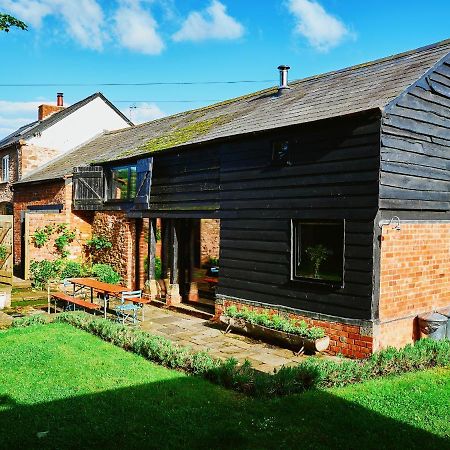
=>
[215,296,373,358]
[375,222,450,351]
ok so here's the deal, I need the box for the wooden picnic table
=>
[68,278,129,319]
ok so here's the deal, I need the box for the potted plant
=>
[220,306,330,353]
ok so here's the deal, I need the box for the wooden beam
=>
[188,219,199,302]
[146,218,159,300]
[166,219,181,305]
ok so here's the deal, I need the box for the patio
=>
[140,304,309,373]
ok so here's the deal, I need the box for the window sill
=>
[290,277,344,291]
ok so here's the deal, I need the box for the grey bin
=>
[439,308,450,339]
[418,312,448,341]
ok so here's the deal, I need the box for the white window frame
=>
[1,155,10,183]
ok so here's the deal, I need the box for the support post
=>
[146,218,159,300]
[188,219,199,302]
[161,219,169,298]
[166,219,181,305]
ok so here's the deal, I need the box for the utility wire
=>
[122,100,222,104]
[0,79,274,87]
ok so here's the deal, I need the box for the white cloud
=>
[125,103,166,124]
[173,0,244,42]
[287,0,351,52]
[0,99,52,139]
[0,0,106,49]
[114,0,165,55]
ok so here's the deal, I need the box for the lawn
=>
[0,324,448,449]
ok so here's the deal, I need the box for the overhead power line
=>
[0,79,274,87]
[120,100,222,104]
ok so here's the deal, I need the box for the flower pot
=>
[220,315,330,354]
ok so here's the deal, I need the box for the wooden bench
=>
[51,292,101,313]
[203,277,218,288]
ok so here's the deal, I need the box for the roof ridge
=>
[289,38,450,87]
[103,38,450,135]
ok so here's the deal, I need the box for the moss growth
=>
[117,115,230,158]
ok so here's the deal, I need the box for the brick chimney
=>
[38,93,65,121]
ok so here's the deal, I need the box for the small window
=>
[1,155,10,182]
[109,165,137,201]
[293,221,344,286]
[272,141,291,166]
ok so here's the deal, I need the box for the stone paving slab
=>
[140,305,310,373]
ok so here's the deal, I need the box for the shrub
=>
[144,256,162,280]
[30,259,86,289]
[85,235,113,252]
[30,260,60,289]
[20,312,450,398]
[60,261,87,279]
[0,244,7,261]
[91,264,121,284]
[225,307,325,340]
[12,314,50,328]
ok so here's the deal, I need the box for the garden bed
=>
[220,306,329,354]
[220,315,330,353]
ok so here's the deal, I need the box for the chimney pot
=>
[57,92,64,107]
[277,65,290,91]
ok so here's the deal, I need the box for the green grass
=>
[0,324,449,449]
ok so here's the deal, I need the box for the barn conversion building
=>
[15,39,450,357]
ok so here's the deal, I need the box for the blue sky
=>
[0,0,449,138]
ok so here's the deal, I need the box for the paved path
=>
[140,305,308,373]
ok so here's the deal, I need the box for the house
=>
[16,39,450,357]
[0,92,133,214]
[1,92,132,275]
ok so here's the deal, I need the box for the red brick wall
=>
[200,219,220,265]
[91,211,136,289]
[215,298,373,358]
[375,222,450,350]
[13,179,92,271]
[13,180,66,266]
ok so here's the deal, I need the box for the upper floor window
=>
[272,140,291,166]
[109,165,137,201]
[292,220,345,287]
[1,155,10,183]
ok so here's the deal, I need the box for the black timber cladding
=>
[217,112,381,320]
[145,146,220,217]
[128,112,380,319]
[380,57,450,213]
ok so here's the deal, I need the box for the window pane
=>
[111,167,129,200]
[129,166,137,199]
[294,222,344,284]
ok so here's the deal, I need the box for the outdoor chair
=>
[114,290,142,324]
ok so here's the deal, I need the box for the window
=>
[1,155,10,182]
[293,221,344,286]
[109,165,137,201]
[272,141,291,166]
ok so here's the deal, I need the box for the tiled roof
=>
[18,39,450,184]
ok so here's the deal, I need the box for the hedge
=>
[11,312,450,397]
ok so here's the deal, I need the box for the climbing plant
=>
[0,244,7,261]
[32,223,76,258]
